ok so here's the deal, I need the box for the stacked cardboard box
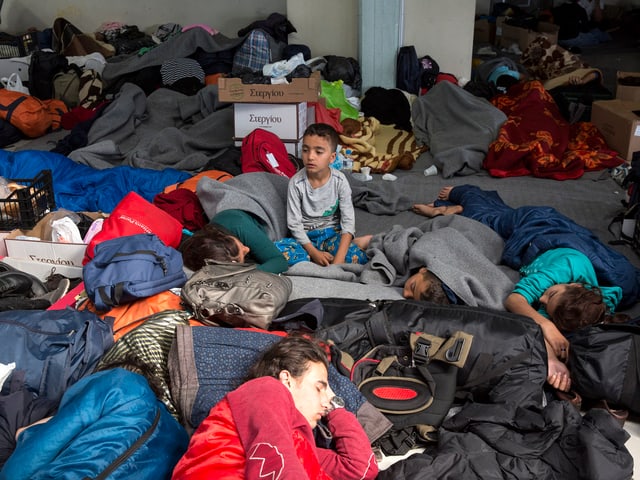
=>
[495,17,559,52]
[219,72,321,157]
[591,99,640,162]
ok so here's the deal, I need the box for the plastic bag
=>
[1,72,30,95]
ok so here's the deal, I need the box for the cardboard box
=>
[616,71,640,102]
[591,100,640,162]
[4,230,87,267]
[474,18,496,44]
[219,71,321,103]
[0,231,8,257]
[234,102,308,140]
[495,17,559,51]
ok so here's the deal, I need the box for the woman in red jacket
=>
[171,335,379,480]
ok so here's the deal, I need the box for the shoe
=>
[34,278,71,306]
[0,296,51,311]
[593,399,629,427]
[555,389,582,411]
[0,261,17,273]
[0,272,34,296]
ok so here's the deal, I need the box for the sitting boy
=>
[275,123,368,266]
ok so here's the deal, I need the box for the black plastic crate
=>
[0,31,39,59]
[0,170,55,230]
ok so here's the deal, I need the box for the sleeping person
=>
[412,184,636,391]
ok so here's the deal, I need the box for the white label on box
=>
[4,238,87,267]
[234,102,308,140]
[266,152,280,168]
[635,125,640,137]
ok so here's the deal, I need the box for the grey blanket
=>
[196,172,291,240]
[69,82,234,172]
[411,81,507,179]
[102,28,245,85]
[289,215,519,311]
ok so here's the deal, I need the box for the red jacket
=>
[172,376,378,480]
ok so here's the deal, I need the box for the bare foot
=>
[437,186,454,200]
[412,203,463,217]
[353,234,372,250]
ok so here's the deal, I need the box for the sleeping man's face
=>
[403,267,430,300]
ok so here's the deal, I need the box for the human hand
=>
[311,250,333,266]
[547,351,571,392]
[541,322,569,362]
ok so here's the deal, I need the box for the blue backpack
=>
[83,233,187,311]
[0,308,114,404]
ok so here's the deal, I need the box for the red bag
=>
[83,191,183,264]
[240,128,297,178]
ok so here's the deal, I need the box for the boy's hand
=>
[310,250,333,266]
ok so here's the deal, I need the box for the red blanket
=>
[484,80,622,180]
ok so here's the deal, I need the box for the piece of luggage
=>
[240,127,297,177]
[0,308,114,403]
[0,89,55,137]
[95,309,193,418]
[52,63,83,108]
[292,298,548,408]
[339,330,472,455]
[180,260,292,329]
[396,45,421,95]
[27,50,69,100]
[323,55,362,91]
[0,369,189,480]
[168,325,386,440]
[570,321,640,415]
[83,233,187,312]
[84,190,184,263]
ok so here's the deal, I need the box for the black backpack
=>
[28,50,69,100]
[336,330,473,455]
[419,55,440,90]
[396,45,421,95]
[569,321,640,415]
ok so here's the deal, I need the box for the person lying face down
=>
[412,184,634,392]
[180,214,288,274]
[171,335,379,480]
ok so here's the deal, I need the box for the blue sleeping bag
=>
[0,368,189,480]
[0,149,190,213]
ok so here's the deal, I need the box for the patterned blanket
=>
[484,80,622,180]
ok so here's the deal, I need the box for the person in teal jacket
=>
[413,185,632,393]
[180,209,288,274]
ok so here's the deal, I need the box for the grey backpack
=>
[181,261,292,330]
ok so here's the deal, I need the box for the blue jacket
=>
[0,369,189,480]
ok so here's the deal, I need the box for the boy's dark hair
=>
[553,284,631,331]
[553,284,606,331]
[246,335,329,381]
[419,270,451,305]
[180,223,241,271]
[303,123,340,152]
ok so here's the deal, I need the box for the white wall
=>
[288,0,475,86]
[1,0,475,89]
[403,0,475,83]
[0,0,286,37]
[287,0,359,59]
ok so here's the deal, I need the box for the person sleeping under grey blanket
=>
[196,172,519,311]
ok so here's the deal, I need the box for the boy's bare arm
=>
[331,232,353,265]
